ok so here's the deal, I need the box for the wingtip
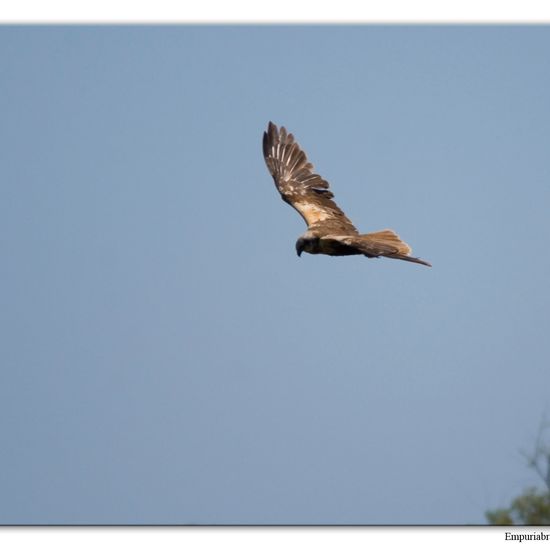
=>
[265,121,277,144]
[264,122,282,157]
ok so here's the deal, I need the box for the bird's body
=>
[262,121,431,267]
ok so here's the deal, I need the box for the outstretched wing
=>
[263,121,358,235]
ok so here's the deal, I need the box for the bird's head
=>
[295,234,318,257]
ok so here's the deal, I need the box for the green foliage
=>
[486,419,550,525]
[486,487,550,525]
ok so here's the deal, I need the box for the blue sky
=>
[1,25,549,525]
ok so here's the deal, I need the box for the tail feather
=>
[385,253,432,267]
[360,229,431,267]
[364,229,411,255]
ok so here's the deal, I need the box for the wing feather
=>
[263,122,358,235]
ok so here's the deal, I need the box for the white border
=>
[1,0,550,23]
[0,526,543,550]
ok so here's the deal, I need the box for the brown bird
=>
[263,122,431,267]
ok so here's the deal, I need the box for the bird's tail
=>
[360,229,432,267]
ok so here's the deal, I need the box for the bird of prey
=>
[263,122,431,267]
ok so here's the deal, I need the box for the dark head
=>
[296,237,306,257]
[295,234,318,257]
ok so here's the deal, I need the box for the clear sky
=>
[1,25,549,525]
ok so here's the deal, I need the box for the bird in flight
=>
[263,122,431,267]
